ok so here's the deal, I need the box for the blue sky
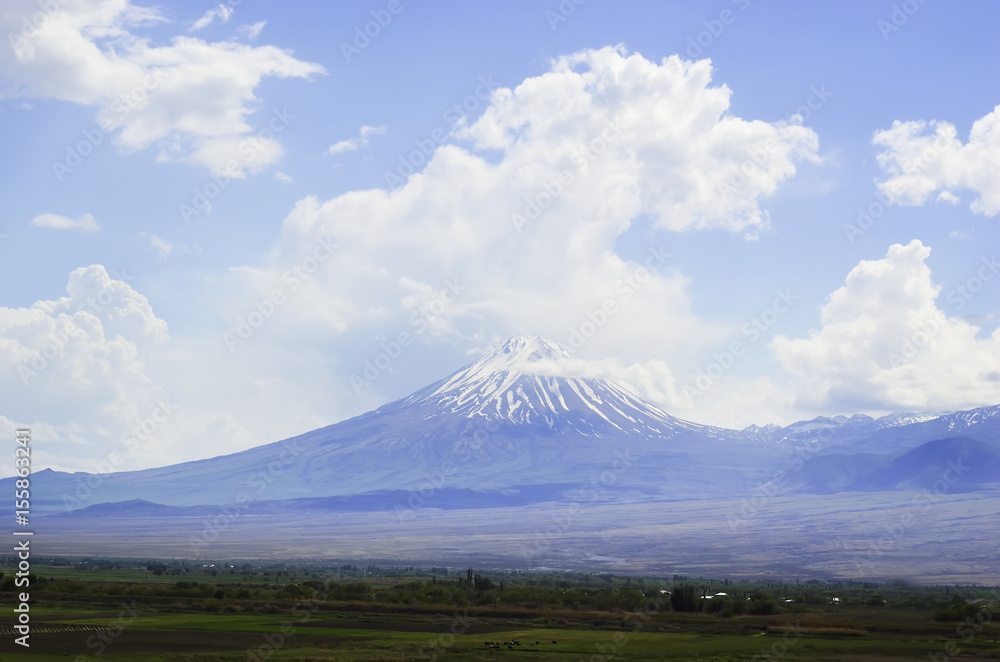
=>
[2,0,999,474]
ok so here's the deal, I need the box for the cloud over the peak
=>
[0,46,833,473]
[225,47,819,416]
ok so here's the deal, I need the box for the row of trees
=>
[4,565,990,619]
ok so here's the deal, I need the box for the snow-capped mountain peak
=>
[449,334,571,381]
[401,335,702,437]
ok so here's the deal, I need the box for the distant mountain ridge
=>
[786,436,1000,493]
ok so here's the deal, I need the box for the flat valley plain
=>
[30,488,1000,584]
[9,486,997,659]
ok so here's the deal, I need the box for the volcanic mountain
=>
[25,336,754,513]
[393,334,713,436]
[13,335,1000,517]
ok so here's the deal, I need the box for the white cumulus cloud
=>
[873,105,1000,217]
[456,46,820,236]
[225,46,820,417]
[0,0,325,176]
[771,240,1000,412]
[0,266,169,473]
[0,266,273,476]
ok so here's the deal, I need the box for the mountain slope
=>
[18,336,757,514]
[788,436,1000,493]
[9,335,1000,516]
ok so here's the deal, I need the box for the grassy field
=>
[4,614,998,661]
[2,560,998,660]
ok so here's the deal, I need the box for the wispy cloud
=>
[190,4,234,32]
[138,232,197,260]
[874,104,1000,217]
[329,124,386,155]
[30,212,100,233]
[238,20,266,40]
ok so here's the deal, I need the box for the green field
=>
[2,558,998,660]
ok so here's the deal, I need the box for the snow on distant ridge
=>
[875,411,949,428]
